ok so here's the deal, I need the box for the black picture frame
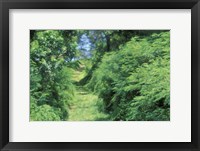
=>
[0,0,200,151]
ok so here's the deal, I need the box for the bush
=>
[87,31,170,121]
[30,30,76,121]
[30,97,61,121]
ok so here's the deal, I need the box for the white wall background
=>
[9,9,191,142]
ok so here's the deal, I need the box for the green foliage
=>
[87,31,170,121]
[30,97,61,121]
[30,30,77,121]
[30,30,170,121]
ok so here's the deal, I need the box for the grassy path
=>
[68,65,109,121]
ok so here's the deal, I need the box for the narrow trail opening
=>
[68,63,109,121]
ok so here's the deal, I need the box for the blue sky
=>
[78,34,92,58]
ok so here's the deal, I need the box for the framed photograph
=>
[0,0,200,150]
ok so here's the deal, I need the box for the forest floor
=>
[68,64,110,121]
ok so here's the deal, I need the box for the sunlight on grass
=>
[68,87,109,121]
[71,62,87,83]
[68,61,110,121]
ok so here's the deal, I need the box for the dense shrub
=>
[30,96,62,121]
[87,32,170,121]
[30,30,76,121]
